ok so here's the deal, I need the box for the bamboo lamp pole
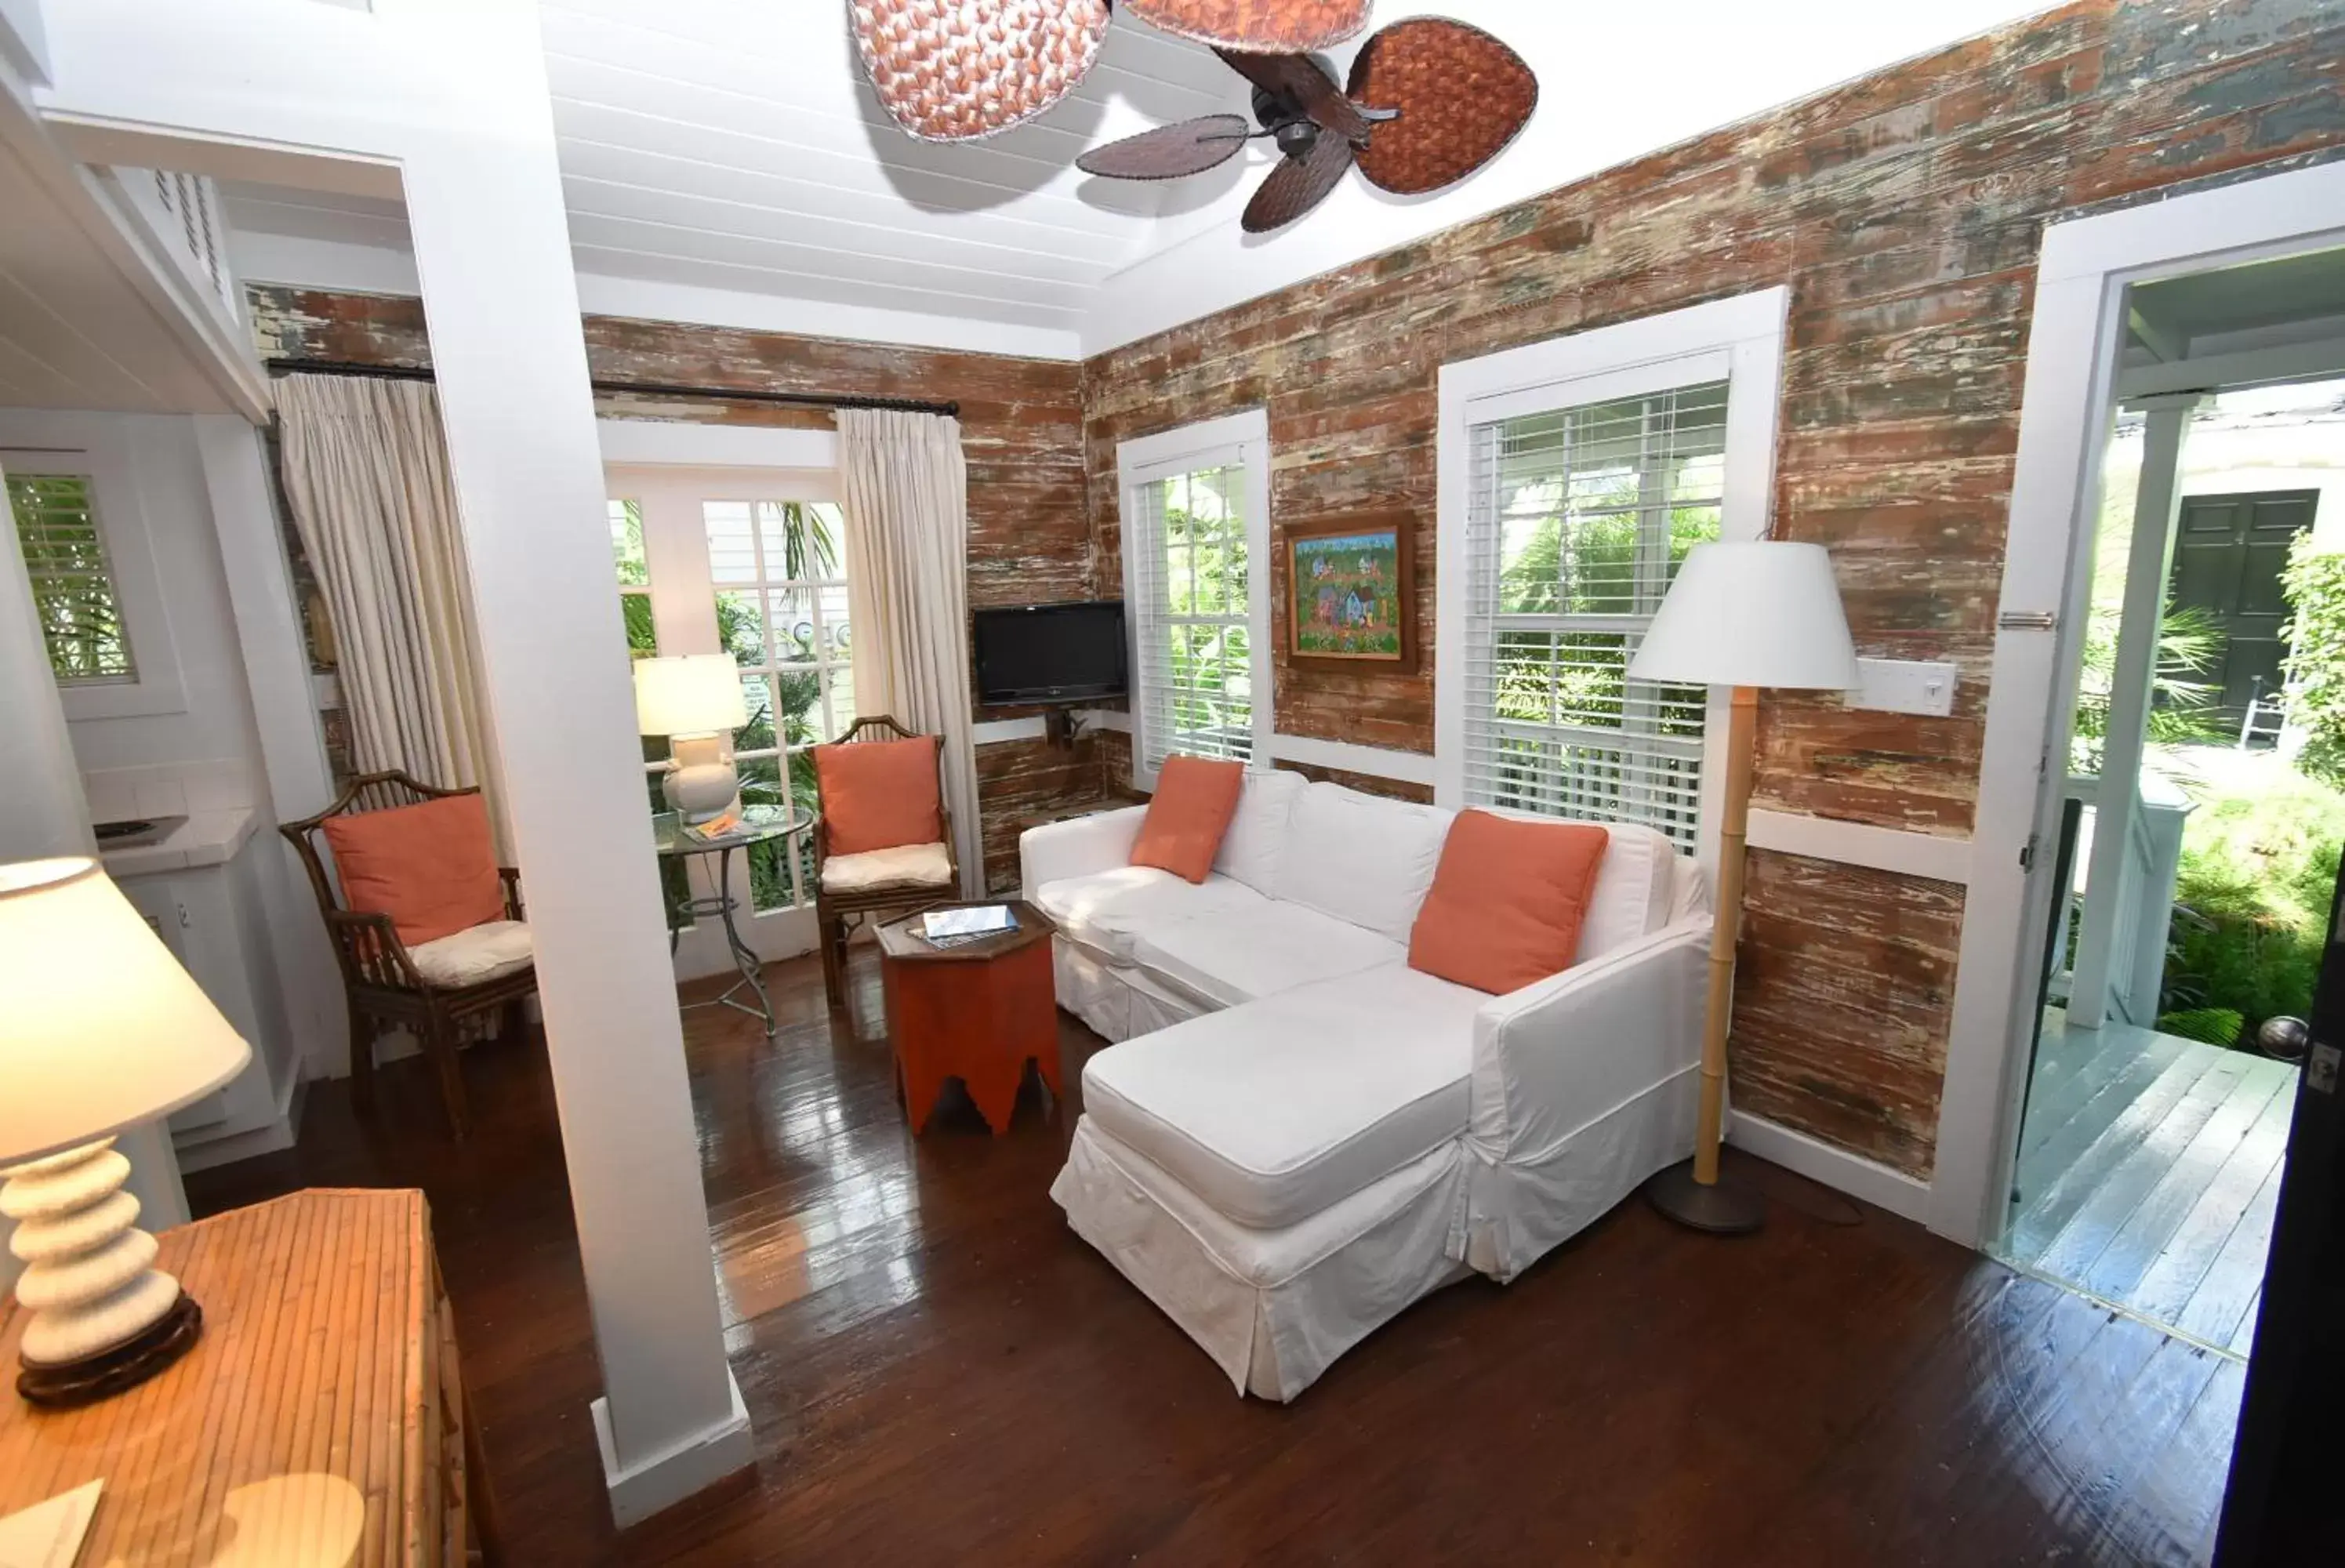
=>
[1628,543,1858,1235]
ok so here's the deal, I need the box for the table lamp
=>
[1626,540,1859,1234]
[0,857,251,1406]
[633,653,751,823]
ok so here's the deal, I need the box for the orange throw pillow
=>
[1130,756,1246,884]
[813,735,943,855]
[321,793,505,949]
[1409,811,1610,995]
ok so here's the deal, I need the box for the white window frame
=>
[2,423,187,721]
[1435,288,1790,877]
[1116,408,1273,791]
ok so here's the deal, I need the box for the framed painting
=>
[1284,512,1418,674]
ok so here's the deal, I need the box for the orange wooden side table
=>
[877,901,1062,1134]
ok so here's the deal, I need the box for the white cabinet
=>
[112,829,302,1172]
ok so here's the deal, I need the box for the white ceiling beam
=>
[2116,334,2345,400]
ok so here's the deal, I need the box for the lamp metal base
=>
[1645,1160,1766,1236]
[17,1290,203,1408]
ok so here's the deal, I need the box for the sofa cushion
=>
[1033,866,1269,967]
[1130,755,1245,884]
[408,919,532,988]
[1410,811,1610,994]
[1273,782,1455,944]
[820,841,953,895]
[1081,962,1483,1230]
[1131,901,1403,1011]
[1483,809,1679,960]
[1212,768,1307,894]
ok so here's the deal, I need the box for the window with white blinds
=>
[7,473,137,686]
[1461,381,1728,848]
[1129,463,1254,771]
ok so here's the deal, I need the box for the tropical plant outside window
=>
[1462,383,1726,848]
[1134,466,1251,768]
[9,473,136,684]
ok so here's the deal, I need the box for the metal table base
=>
[669,845,776,1036]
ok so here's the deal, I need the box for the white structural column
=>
[2068,393,2203,1029]
[31,0,749,1525]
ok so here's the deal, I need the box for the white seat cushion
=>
[1080,962,1483,1229]
[820,841,953,895]
[1212,768,1307,894]
[1033,866,1269,967]
[1274,782,1454,943]
[1130,902,1402,1011]
[408,920,532,988]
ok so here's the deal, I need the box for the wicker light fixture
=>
[851,0,1113,143]
[1349,18,1537,195]
[1122,0,1370,53]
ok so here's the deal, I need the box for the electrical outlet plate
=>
[1847,658,1957,717]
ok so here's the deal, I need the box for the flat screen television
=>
[972,601,1127,706]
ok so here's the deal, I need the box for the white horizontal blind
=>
[1131,464,1254,771]
[7,473,137,685]
[1461,380,1728,848]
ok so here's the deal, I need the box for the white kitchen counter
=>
[100,805,263,878]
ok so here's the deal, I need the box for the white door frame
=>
[1930,161,2345,1247]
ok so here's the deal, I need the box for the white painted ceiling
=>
[220,0,2068,361]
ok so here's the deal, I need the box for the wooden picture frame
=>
[1283,511,1418,675]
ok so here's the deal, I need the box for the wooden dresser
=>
[0,1188,499,1566]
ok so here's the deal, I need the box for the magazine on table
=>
[922,905,1016,946]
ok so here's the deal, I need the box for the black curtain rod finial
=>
[264,358,959,419]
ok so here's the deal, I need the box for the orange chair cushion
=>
[813,735,943,855]
[1409,810,1610,995]
[320,793,505,949]
[1129,756,1246,884]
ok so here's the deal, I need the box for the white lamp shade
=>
[1627,541,1860,691]
[633,654,750,738]
[0,858,252,1165]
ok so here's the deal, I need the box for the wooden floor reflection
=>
[188,950,2245,1565]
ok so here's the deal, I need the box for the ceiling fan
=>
[1077,17,1537,233]
[848,3,1537,231]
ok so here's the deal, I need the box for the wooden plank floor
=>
[2009,1009,2296,1352]
[187,958,2246,1564]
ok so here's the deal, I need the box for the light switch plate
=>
[1848,658,1958,717]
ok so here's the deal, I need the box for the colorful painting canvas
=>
[1287,515,1414,670]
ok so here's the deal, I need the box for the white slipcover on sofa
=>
[1022,771,1711,1400]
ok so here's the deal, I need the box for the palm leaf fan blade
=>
[1123,0,1370,53]
[1077,115,1253,180]
[1243,129,1354,233]
[1215,47,1370,143]
[1347,18,1537,195]
[849,0,1111,143]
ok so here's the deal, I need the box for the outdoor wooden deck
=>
[2008,1008,2298,1352]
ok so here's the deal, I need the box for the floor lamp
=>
[1628,541,1859,1234]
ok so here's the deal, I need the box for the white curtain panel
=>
[835,408,984,897]
[276,372,510,850]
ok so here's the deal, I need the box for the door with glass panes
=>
[606,465,854,978]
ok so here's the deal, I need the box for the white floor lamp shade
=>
[0,857,251,1405]
[1628,541,1858,1233]
[635,654,752,823]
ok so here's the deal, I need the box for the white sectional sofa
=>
[1022,771,1712,1400]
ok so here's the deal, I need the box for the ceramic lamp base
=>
[662,734,740,823]
[2,1138,201,1407]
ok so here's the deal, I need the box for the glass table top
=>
[652,800,816,857]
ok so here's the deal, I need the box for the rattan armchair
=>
[813,715,959,1007]
[281,770,535,1140]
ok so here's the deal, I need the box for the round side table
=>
[653,801,816,1038]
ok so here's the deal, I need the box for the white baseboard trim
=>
[1263,733,1436,787]
[1726,1112,1933,1225]
[593,1369,756,1530]
[1746,808,1973,886]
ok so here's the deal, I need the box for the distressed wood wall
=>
[1080,0,2345,1175]
[246,286,1101,891]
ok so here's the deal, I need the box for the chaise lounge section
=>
[1025,772,1711,1399]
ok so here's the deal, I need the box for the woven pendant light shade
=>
[1123,0,1370,53]
[851,0,1112,143]
[1349,18,1537,195]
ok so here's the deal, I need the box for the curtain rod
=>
[263,357,960,418]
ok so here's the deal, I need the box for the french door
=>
[604,463,851,981]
